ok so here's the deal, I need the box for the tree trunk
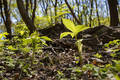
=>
[94,0,100,26]
[64,0,81,25]
[54,0,58,24]
[25,0,29,14]
[3,0,12,39]
[16,0,36,34]
[89,0,93,27]
[51,0,58,24]
[32,0,37,23]
[107,0,119,26]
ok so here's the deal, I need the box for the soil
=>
[1,24,120,80]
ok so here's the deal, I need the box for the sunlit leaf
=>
[114,74,120,80]
[60,32,74,39]
[8,45,17,51]
[62,18,75,32]
[94,53,102,58]
[19,31,24,35]
[40,36,52,41]
[75,25,89,35]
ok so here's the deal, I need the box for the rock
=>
[38,23,68,38]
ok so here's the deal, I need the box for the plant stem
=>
[76,40,83,66]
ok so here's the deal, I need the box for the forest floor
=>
[1,24,120,80]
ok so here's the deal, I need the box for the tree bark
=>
[89,0,93,27]
[16,0,36,34]
[3,0,12,39]
[32,0,37,23]
[25,0,29,14]
[107,0,119,26]
[94,0,100,26]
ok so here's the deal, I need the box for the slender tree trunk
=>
[89,0,93,27]
[82,0,88,26]
[94,0,100,26]
[0,0,5,23]
[25,0,29,14]
[44,0,48,16]
[32,0,37,23]
[3,0,12,39]
[105,1,109,24]
[51,0,58,24]
[30,0,33,10]
[16,0,36,34]
[54,0,58,24]
[107,0,119,26]
[64,0,81,24]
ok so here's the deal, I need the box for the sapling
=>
[60,18,89,65]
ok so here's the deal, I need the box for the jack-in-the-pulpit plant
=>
[60,18,89,65]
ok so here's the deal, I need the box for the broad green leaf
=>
[62,18,75,32]
[60,32,74,39]
[40,36,52,41]
[75,25,89,35]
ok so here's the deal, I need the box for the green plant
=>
[0,31,52,79]
[0,32,9,51]
[35,16,52,29]
[11,31,52,65]
[15,22,29,38]
[94,53,102,59]
[104,39,120,58]
[60,18,89,65]
[103,40,120,79]
[106,60,120,80]
[28,31,52,65]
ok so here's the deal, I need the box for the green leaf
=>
[75,25,89,35]
[19,31,24,35]
[0,32,8,39]
[40,36,52,41]
[94,53,102,58]
[3,32,9,38]
[62,18,75,32]
[114,74,120,80]
[8,45,17,51]
[30,31,39,38]
[22,38,32,45]
[22,47,31,53]
[60,32,74,39]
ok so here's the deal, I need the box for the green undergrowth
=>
[0,20,120,80]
